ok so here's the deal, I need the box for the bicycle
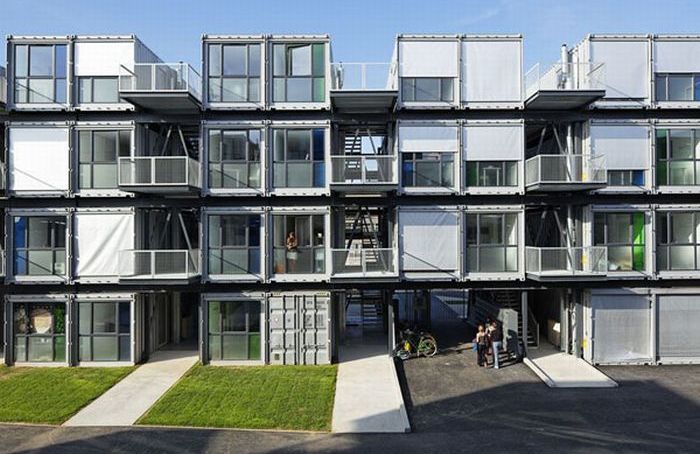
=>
[392,328,438,360]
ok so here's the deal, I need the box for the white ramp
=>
[64,350,198,426]
[332,343,410,433]
[525,343,617,388]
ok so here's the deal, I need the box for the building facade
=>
[1,33,700,367]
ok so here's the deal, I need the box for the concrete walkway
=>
[332,342,411,433]
[64,350,198,427]
[524,342,618,388]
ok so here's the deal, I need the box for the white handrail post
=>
[150,251,156,278]
[151,157,156,185]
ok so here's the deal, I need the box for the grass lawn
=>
[0,366,135,424]
[139,364,338,431]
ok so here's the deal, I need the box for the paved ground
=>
[64,350,198,427]
[526,342,618,388]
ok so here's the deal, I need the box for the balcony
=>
[118,156,201,194]
[0,66,6,107]
[118,249,199,281]
[525,154,606,191]
[330,62,397,112]
[119,63,202,111]
[331,248,396,279]
[330,155,397,192]
[524,62,605,110]
[526,246,607,281]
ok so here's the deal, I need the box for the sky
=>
[2,0,700,70]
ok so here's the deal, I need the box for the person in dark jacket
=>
[489,321,504,369]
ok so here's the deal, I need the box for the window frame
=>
[607,169,645,186]
[207,43,262,103]
[655,73,700,102]
[656,211,700,272]
[466,161,518,187]
[13,301,67,363]
[77,76,122,104]
[208,214,262,276]
[593,212,646,272]
[78,301,131,362]
[13,215,68,277]
[271,128,326,189]
[401,152,455,188]
[465,212,519,273]
[401,77,454,103]
[271,42,326,103]
[207,128,262,190]
[13,43,68,104]
[272,213,325,275]
[207,300,262,361]
[656,128,700,186]
[78,129,132,191]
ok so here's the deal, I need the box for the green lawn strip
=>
[138,364,338,431]
[0,366,135,424]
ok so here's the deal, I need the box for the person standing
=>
[475,325,488,367]
[286,231,298,272]
[490,321,503,369]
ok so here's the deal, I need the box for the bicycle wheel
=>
[418,338,438,357]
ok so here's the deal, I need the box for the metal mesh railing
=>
[331,62,397,90]
[526,246,607,274]
[118,156,201,188]
[330,156,395,184]
[525,62,606,100]
[525,154,606,186]
[119,63,202,100]
[330,248,395,276]
[118,249,199,278]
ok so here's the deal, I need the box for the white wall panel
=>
[74,42,134,75]
[590,125,649,169]
[75,212,134,278]
[462,40,522,102]
[590,40,649,99]
[399,210,460,271]
[399,125,459,152]
[658,295,700,359]
[654,40,700,73]
[399,40,459,77]
[9,127,70,193]
[464,124,523,160]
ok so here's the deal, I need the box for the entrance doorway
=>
[339,290,392,357]
[145,292,198,359]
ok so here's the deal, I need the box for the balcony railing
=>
[118,249,199,279]
[331,62,397,91]
[330,155,396,185]
[525,154,606,187]
[118,156,201,188]
[525,62,606,100]
[331,248,396,276]
[119,63,202,100]
[526,246,607,275]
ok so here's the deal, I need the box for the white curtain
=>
[658,295,700,359]
[399,125,459,152]
[462,40,522,102]
[592,294,651,363]
[590,125,649,169]
[464,124,523,160]
[654,41,700,73]
[399,40,459,77]
[75,212,134,277]
[9,127,70,192]
[400,210,459,271]
[590,40,648,99]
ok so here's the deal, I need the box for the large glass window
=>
[207,43,261,103]
[272,214,325,274]
[657,212,700,271]
[272,43,326,102]
[208,214,261,275]
[208,300,261,361]
[402,153,454,188]
[78,77,121,104]
[656,129,700,186]
[78,301,131,362]
[466,161,518,187]
[208,129,261,189]
[466,213,518,272]
[655,74,700,101]
[13,302,66,363]
[79,129,131,190]
[594,212,645,271]
[14,44,67,104]
[272,128,325,188]
[13,216,67,277]
[401,77,454,102]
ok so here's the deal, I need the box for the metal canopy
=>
[525,89,605,110]
[330,90,397,113]
[119,92,201,113]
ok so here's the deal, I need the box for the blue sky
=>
[2,0,700,69]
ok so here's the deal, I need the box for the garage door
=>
[592,294,652,364]
[658,295,700,361]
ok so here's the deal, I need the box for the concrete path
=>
[524,342,617,388]
[64,350,198,427]
[332,342,410,433]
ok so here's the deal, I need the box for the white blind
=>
[74,42,134,75]
[658,295,700,359]
[590,40,648,99]
[464,124,523,160]
[592,294,652,363]
[654,41,700,73]
[400,210,459,271]
[75,212,134,278]
[399,125,459,152]
[399,40,459,77]
[462,40,522,102]
[590,125,649,169]
[9,127,70,193]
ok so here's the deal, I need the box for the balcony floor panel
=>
[525,89,605,110]
[118,184,201,195]
[330,89,397,112]
[526,182,607,192]
[527,271,608,282]
[119,92,201,112]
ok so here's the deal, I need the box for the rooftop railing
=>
[525,62,606,100]
[118,156,201,188]
[330,155,396,185]
[331,62,397,91]
[119,63,202,100]
[526,246,607,275]
[525,154,606,187]
[118,249,199,279]
[331,248,396,276]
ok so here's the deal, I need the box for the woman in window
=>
[286,231,298,272]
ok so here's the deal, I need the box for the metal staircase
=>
[346,290,384,333]
[485,290,539,349]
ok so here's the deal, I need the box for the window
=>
[208,214,261,275]
[607,170,645,186]
[78,77,121,104]
[207,43,261,103]
[79,129,131,190]
[79,302,131,362]
[208,300,261,361]
[13,302,66,362]
[272,128,325,188]
[402,153,454,187]
[13,216,67,277]
[14,44,67,104]
[655,74,700,101]
[466,213,518,272]
[656,129,700,185]
[466,161,518,187]
[272,43,326,102]
[657,212,700,271]
[594,212,645,271]
[401,78,454,102]
[208,129,261,189]
[272,214,325,274]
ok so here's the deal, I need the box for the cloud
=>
[455,0,518,27]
